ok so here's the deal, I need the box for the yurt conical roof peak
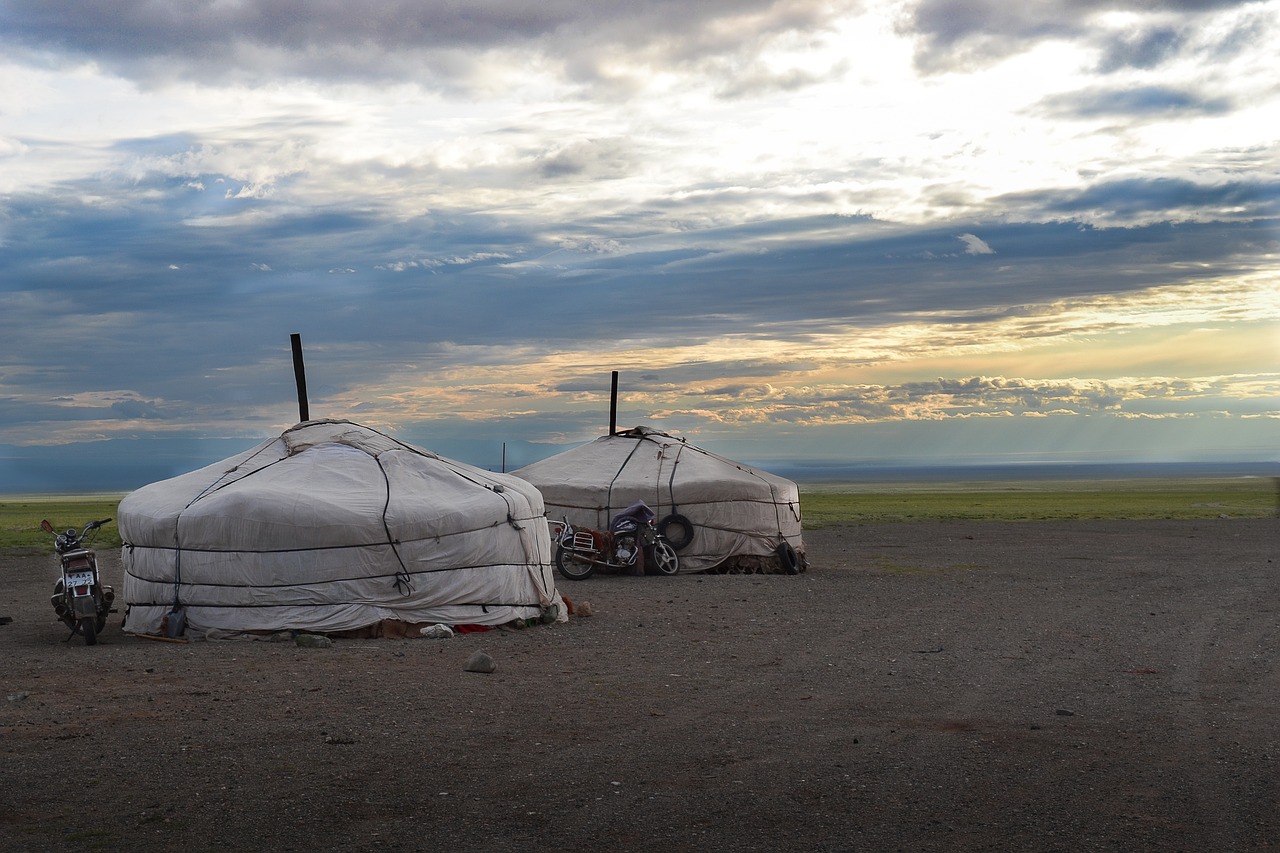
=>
[513,426,804,573]
[119,419,563,636]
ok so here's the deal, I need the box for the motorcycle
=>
[551,500,680,581]
[42,517,115,645]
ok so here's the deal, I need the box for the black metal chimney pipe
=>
[609,370,618,435]
[291,333,310,423]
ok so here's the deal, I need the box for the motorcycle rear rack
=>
[570,531,600,554]
[61,551,95,570]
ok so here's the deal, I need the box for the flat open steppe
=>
[2,519,1276,852]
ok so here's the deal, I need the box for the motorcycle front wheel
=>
[555,545,596,581]
[78,616,98,646]
[650,540,680,576]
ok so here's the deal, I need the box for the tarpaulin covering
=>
[119,420,564,635]
[513,426,804,573]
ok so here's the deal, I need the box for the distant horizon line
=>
[4,459,1277,498]
[769,459,1280,484]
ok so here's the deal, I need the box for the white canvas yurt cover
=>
[513,426,804,574]
[119,420,564,636]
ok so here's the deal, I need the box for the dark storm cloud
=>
[902,0,1259,74]
[6,137,1275,409]
[1039,85,1233,119]
[0,436,259,492]
[108,399,170,419]
[997,178,1280,223]
[536,138,636,180]
[1095,25,1187,71]
[1095,9,1273,71]
[896,376,1126,411]
[0,394,169,428]
[549,359,821,395]
[0,0,854,88]
[55,198,1275,337]
[577,215,1278,333]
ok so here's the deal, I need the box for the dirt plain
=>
[1,519,1277,853]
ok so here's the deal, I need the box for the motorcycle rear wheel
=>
[555,545,596,581]
[78,616,98,646]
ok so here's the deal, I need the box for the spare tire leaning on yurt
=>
[118,419,565,637]
[513,426,805,574]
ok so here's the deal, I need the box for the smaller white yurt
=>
[513,426,804,574]
[119,420,564,636]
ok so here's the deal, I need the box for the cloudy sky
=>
[2,0,1278,491]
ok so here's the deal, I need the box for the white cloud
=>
[957,233,994,254]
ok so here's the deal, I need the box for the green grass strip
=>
[799,477,1280,525]
[0,496,126,555]
[2,478,1276,553]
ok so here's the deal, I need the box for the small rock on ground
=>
[465,650,496,673]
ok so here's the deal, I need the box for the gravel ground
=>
[2,519,1277,852]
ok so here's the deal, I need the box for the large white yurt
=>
[512,426,804,574]
[118,419,564,636]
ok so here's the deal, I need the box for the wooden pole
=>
[291,333,310,423]
[609,370,619,435]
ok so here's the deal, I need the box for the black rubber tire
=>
[776,541,800,575]
[78,616,98,646]
[657,513,695,550]
[555,545,596,581]
[651,540,680,576]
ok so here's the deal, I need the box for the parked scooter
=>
[42,518,115,645]
[551,501,679,581]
